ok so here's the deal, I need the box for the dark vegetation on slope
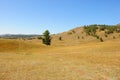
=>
[83,24,120,41]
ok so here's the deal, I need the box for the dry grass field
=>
[0,37,120,80]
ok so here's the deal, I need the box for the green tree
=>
[104,34,108,37]
[42,30,51,45]
[59,36,62,40]
[100,37,103,42]
[94,35,99,39]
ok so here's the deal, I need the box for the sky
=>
[0,0,120,34]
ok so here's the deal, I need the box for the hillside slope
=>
[51,25,120,46]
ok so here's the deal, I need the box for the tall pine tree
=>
[42,30,51,45]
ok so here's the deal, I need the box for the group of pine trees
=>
[84,24,120,35]
[84,24,120,42]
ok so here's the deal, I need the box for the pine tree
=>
[100,37,103,42]
[59,36,62,40]
[42,30,51,45]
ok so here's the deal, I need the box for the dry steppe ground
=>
[0,37,120,80]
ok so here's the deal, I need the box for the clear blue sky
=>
[0,0,120,34]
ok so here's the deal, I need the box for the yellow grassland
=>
[0,37,120,80]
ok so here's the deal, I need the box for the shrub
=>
[84,25,98,35]
[99,26,106,31]
[94,35,99,39]
[105,34,108,37]
[100,37,103,42]
[82,36,84,39]
[59,36,62,40]
[105,30,113,34]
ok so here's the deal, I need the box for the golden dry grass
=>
[0,38,120,80]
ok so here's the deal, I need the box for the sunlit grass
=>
[0,38,120,80]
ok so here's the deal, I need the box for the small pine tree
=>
[59,36,62,40]
[105,34,108,37]
[94,35,99,39]
[100,37,103,42]
[82,36,84,39]
[42,30,51,45]
[96,36,99,39]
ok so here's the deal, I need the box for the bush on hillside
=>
[59,36,62,40]
[78,36,80,39]
[82,36,84,39]
[104,34,108,37]
[100,37,103,42]
[94,35,99,39]
[84,24,98,36]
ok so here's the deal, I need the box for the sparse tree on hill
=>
[42,30,51,45]
[100,37,103,42]
[105,34,108,37]
[59,36,62,40]
[94,35,99,39]
[82,36,84,39]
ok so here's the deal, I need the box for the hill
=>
[0,34,40,39]
[51,24,120,46]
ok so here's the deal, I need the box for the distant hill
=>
[0,34,41,39]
